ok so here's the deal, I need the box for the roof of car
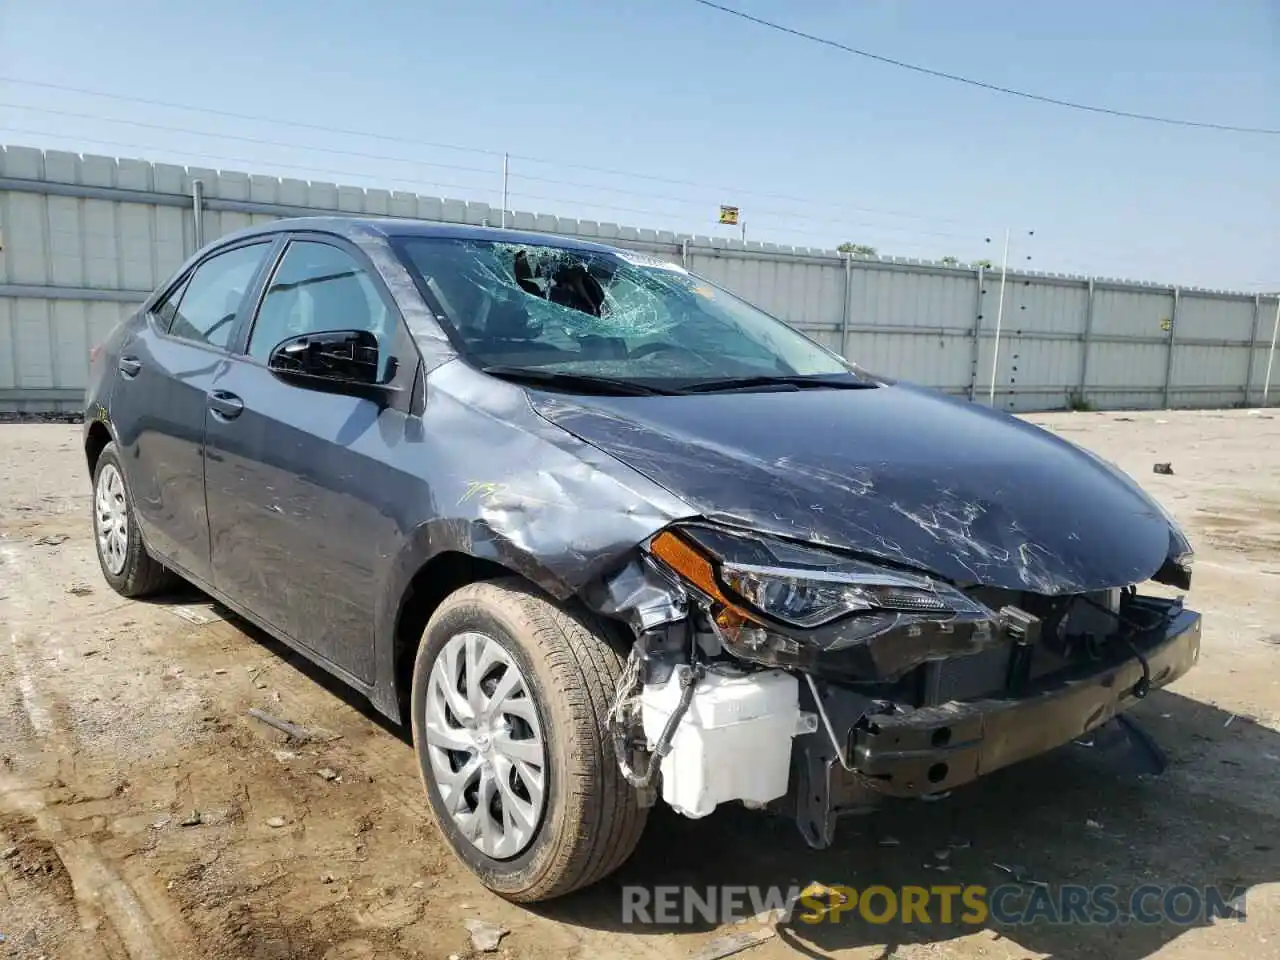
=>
[216,216,627,256]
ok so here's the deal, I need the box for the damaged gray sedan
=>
[82,218,1201,901]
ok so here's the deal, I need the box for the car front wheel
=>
[410,578,647,902]
[92,441,178,597]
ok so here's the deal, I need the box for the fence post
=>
[840,253,853,360]
[967,265,984,401]
[1078,276,1095,404]
[1264,296,1280,406]
[1162,286,1180,409]
[680,237,690,270]
[191,179,205,252]
[1244,293,1262,405]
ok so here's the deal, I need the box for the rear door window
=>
[167,243,272,350]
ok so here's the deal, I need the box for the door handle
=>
[208,390,244,420]
[118,356,142,378]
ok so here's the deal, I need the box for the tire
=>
[91,441,179,598]
[410,578,647,902]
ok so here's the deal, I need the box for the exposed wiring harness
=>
[1079,587,1173,633]
[1077,590,1180,699]
[608,648,702,790]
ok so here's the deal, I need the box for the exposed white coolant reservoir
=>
[640,666,815,819]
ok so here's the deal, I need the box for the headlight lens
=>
[720,561,969,627]
[649,525,988,631]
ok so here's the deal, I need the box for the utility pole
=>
[988,228,1010,406]
[501,153,509,229]
[985,229,1035,407]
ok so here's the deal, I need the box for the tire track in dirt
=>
[220,645,677,960]
[2,536,654,960]
[0,541,203,959]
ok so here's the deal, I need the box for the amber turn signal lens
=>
[650,530,777,647]
[650,530,726,602]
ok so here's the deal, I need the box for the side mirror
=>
[267,330,397,390]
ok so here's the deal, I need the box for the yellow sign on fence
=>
[718,205,739,226]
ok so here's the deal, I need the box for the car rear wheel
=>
[410,578,647,902]
[92,442,179,597]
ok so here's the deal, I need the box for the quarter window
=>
[152,274,191,333]
[167,243,271,349]
[248,241,395,379]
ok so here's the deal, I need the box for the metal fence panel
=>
[1177,291,1255,342]
[1088,341,1170,392]
[1092,286,1175,340]
[853,330,972,393]
[0,144,1276,414]
[0,298,17,390]
[850,263,976,331]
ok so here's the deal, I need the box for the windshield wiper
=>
[480,365,677,396]
[677,374,879,394]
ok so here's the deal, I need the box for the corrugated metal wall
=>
[2,144,1276,413]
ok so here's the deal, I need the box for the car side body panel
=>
[105,316,229,583]
[85,220,697,723]
[366,361,698,719]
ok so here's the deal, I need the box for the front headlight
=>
[646,526,993,668]
[718,559,982,627]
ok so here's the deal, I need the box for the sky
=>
[0,0,1276,290]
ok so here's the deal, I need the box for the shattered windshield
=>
[393,238,854,387]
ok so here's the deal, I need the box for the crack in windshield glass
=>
[394,237,859,388]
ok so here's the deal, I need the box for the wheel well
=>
[392,552,514,719]
[85,422,111,477]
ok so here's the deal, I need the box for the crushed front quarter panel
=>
[369,360,698,719]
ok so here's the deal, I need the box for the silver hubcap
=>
[94,463,129,576]
[424,631,547,859]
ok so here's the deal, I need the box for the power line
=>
[0,104,978,242]
[507,188,972,241]
[0,101,972,232]
[507,151,964,223]
[0,102,501,179]
[505,169,966,233]
[0,126,491,199]
[0,126,1072,263]
[510,188,972,240]
[0,77,502,157]
[0,126,819,247]
[690,0,1280,136]
[3,125,970,253]
[0,75,970,224]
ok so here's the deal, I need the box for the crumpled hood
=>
[530,383,1177,594]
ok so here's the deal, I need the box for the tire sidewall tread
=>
[92,442,176,598]
[410,577,646,902]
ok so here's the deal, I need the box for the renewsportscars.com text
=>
[621,883,1247,927]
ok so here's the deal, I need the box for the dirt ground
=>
[1,409,1279,960]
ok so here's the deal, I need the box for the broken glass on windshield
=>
[393,237,854,385]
